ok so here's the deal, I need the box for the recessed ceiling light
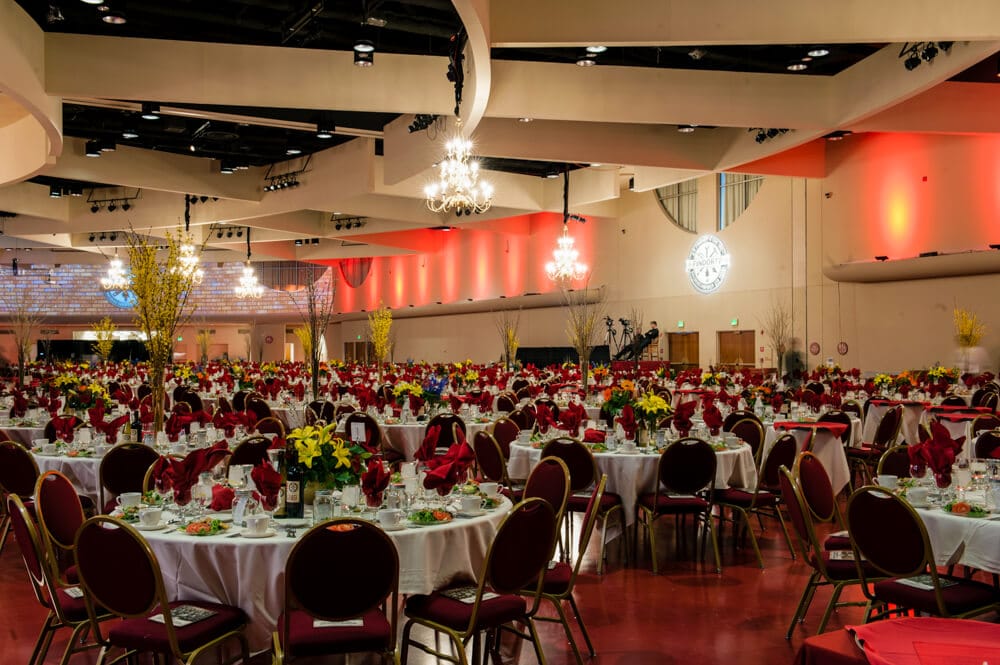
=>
[545,172,559,179]
[286,147,302,156]
[590,163,602,167]
[353,39,375,53]
[354,50,374,67]
[807,48,830,58]
[140,103,160,120]
[800,56,813,62]
[677,125,696,133]
[786,63,808,71]
[576,54,597,67]
[586,45,607,54]
[102,10,126,24]
[316,127,334,139]
[81,0,104,4]
[121,128,138,139]
[518,117,533,123]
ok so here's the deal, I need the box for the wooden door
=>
[717,330,755,369]
[668,332,699,370]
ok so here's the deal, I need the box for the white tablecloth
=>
[337,420,491,460]
[763,425,851,494]
[917,507,1000,574]
[141,500,510,651]
[1,425,47,447]
[507,442,756,527]
[863,401,926,445]
[33,452,103,504]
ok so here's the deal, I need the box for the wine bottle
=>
[284,446,304,519]
[132,410,143,443]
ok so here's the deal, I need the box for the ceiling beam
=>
[850,82,1000,134]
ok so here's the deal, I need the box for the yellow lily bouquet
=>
[634,391,672,431]
[288,423,373,489]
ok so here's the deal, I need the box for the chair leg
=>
[566,595,596,658]
[786,574,819,640]
[526,618,548,665]
[774,508,796,560]
[400,620,414,665]
[645,511,659,575]
[817,585,845,635]
[28,613,57,665]
[702,511,722,573]
[549,599,583,665]
[0,513,10,555]
[739,508,764,570]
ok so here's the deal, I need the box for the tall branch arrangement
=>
[564,285,606,391]
[293,325,313,367]
[244,319,262,362]
[287,267,337,399]
[128,228,202,433]
[368,303,393,380]
[195,327,212,364]
[0,275,45,385]
[92,316,117,365]
[760,298,794,376]
[494,309,520,370]
[954,307,985,348]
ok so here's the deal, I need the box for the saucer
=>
[242,529,276,538]
[910,502,930,509]
[458,509,486,518]
[135,521,168,531]
[380,523,407,531]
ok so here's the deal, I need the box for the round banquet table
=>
[138,499,511,651]
[32,451,103,504]
[914,505,1000,574]
[337,419,492,460]
[763,422,851,495]
[507,441,757,526]
[1,424,47,447]
[862,399,927,446]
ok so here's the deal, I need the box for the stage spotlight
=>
[121,203,130,211]
[236,229,243,238]
[107,202,117,212]
[109,232,117,241]
[335,222,342,230]
[921,43,938,62]
[904,54,921,70]
[216,229,223,239]
[49,186,61,198]
[226,230,233,238]
[89,233,95,242]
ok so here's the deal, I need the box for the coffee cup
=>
[460,495,482,514]
[117,492,142,510]
[907,486,929,507]
[517,430,531,443]
[138,507,162,527]
[41,443,58,456]
[377,508,403,528]
[876,474,898,489]
[478,482,499,499]
[244,514,269,536]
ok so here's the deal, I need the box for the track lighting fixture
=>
[407,114,439,133]
[89,234,96,242]
[216,229,224,239]
[749,127,789,144]
[49,186,61,198]
[107,202,117,212]
[576,53,597,67]
[109,232,117,241]
[85,140,102,157]
[354,50,374,67]
[100,233,107,241]
[226,229,234,239]
[140,103,160,120]
[121,202,130,211]
[121,127,139,139]
[91,205,100,213]
[898,42,953,71]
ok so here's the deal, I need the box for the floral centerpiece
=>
[872,373,894,394]
[701,371,723,387]
[392,381,423,405]
[633,391,672,432]
[173,364,195,384]
[260,362,280,377]
[894,371,917,392]
[601,380,636,418]
[288,423,373,490]
[461,368,480,389]
[67,382,113,411]
[592,364,610,383]
[926,364,959,385]
[421,375,448,409]
[654,366,672,380]
[51,374,81,395]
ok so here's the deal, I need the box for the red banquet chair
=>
[98,442,160,513]
[74,516,251,665]
[0,439,40,555]
[794,451,852,552]
[400,498,558,665]
[273,518,398,665]
[7,494,109,665]
[471,431,512,486]
[846,405,901,486]
[35,470,88,583]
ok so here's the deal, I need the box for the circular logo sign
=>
[685,235,731,294]
[103,289,138,309]
[837,341,849,355]
[809,342,821,356]
[264,335,274,344]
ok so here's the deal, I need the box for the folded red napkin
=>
[559,407,582,437]
[409,393,425,415]
[616,404,637,440]
[703,404,723,436]
[478,391,494,412]
[165,412,195,442]
[449,394,462,413]
[535,403,556,434]
[583,428,605,443]
[415,424,440,462]
[422,439,474,496]
[293,383,305,401]
[12,392,28,418]
[770,395,784,412]
[50,415,78,443]
[153,441,230,505]
[210,484,234,511]
[250,462,282,511]
[361,460,391,504]
[673,400,696,437]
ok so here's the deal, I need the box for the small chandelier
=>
[100,256,130,291]
[171,194,204,284]
[234,226,264,299]
[424,119,493,216]
[545,171,588,284]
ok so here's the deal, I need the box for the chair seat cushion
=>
[846,447,879,458]
[277,608,391,657]
[713,488,777,507]
[823,534,852,551]
[107,600,247,654]
[873,576,1000,616]
[63,564,80,584]
[566,491,623,513]
[56,587,94,622]
[638,493,708,514]
[541,562,572,596]
[808,551,876,581]
[405,590,526,632]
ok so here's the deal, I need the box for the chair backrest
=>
[244,395,272,422]
[522,457,570,525]
[777,467,827,570]
[0,440,40,498]
[872,405,902,449]
[426,413,466,447]
[472,431,508,484]
[491,417,519,460]
[723,410,760,432]
[971,388,992,408]
[284,519,398,637]
[343,412,381,451]
[818,410,852,444]
[511,378,530,393]
[36,470,87,557]
[180,391,203,413]
[217,395,234,414]
[231,390,249,412]
[877,445,911,477]
[940,394,966,407]
[228,435,271,468]
[534,398,560,420]
[507,408,530,431]
[306,400,336,425]
[333,403,355,420]
[793,451,842,526]
[730,418,765,462]
[540,437,597,493]
[44,415,84,443]
[171,385,189,403]
[7,495,59,612]
[981,392,999,412]
[98,443,159,512]
[759,434,796,492]
[806,381,826,395]
[171,401,192,415]
[846,486,934,582]
[656,437,716,496]
[485,498,556,601]
[565,475,607,588]
[840,400,863,419]
[136,383,152,400]
[495,393,517,414]
[974,430,1000,459]
[972,414,1000,436]
[255,416,286,438]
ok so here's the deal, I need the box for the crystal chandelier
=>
[424,119,493,216]
[234,226,263,299]
[100,256,130,290]
[171,195,204,284]
[545,171,588,284]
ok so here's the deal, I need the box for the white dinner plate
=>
[458,509,486,518]
[380,523,407,532]
[135,522,168,531]
[242,529,277,539]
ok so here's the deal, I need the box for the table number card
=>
[350,422,366,443]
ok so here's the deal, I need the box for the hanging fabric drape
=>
[339,257,373,289]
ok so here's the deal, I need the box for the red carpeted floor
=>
[0,514,869,665]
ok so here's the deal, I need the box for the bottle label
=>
[286,481,300,504]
